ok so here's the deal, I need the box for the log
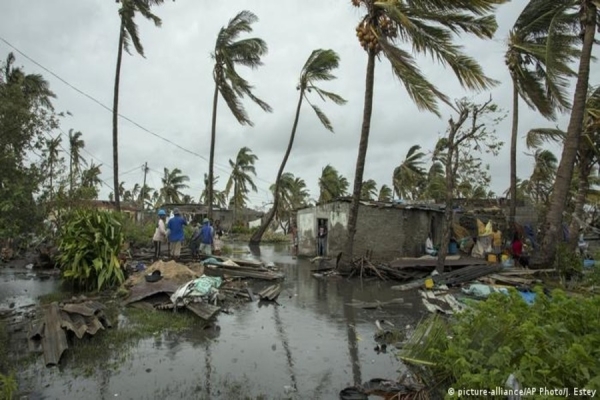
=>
[42,302,69,367]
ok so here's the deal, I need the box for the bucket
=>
[487,253,497,264]
[424,278,434,289]
[448,241,458,255]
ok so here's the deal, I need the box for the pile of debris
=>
[28,297,112,366]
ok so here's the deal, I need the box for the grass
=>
[0,320,8,373]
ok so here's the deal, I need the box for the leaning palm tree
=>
[160,167,190,204]
[250,49,346,244]
[377,184,392,202]
[343,0,505,263]
[505,0,580,228]
[112,0,165,212]
[225,147,259,226]
[538,0,598,266]
[393,145,426,200]
[360,179,378,200]
[319,165,349,203]
[207,10,272,220]
[68,129,87,194]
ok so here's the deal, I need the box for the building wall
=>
[297,201,443,261]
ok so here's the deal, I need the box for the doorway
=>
[317,218,328,256]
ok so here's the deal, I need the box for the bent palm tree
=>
[505,0,579,228]
[160,167,190,204]
[393,145,426,200]
[208,10,272,220]
[112,0,164,212]
[343,0,505,264]
[225,147,259,227]
[319,165,349,203]
[361,179,378,200]
[538,0,598,266]
[250,49,346,244]
[377,184,392,202]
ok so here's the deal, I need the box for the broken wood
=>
[497,268,555,276]
[41,302,68,367]
[246,287,257,302]
[204,266,283,280]
[185,302,221,320]
[258,284,282,301]
[345,298,410,309]
[487,274,534,286]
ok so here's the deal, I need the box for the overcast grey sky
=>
[1,0,598,210]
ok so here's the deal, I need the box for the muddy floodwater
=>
[2,244,428,400]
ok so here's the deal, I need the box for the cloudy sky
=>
[2,0,598,210]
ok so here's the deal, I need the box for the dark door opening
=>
[317,218,328,256]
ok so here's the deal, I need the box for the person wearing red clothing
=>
[511,232,529,267]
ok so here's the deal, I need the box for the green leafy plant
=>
[0,372,17,400]
[400,289,600,398]
[57,209,125,291]
[554,243,583,282]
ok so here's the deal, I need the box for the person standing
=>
[152,209,168,260]
[317,222,327,256]
[199,218,214,256]
[189,222,202,258]
[511,232,529,267]
[167,208,187,260]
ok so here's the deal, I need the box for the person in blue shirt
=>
[199,218,214,256]
[167,208,187,260]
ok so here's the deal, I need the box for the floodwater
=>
[3,244,429,400]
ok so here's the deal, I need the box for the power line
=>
[0,36,278,192]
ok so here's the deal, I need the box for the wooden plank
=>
[185,302,221,320]
[246,287,257,302]
[214,268,283,280]
[488,274,533,285]
[498,269,554,276]
[42,302,69,367]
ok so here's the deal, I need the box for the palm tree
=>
[422,161,446,202]
[318,165,349,203]
[505,0,579,228]
[139,184,154,209]
[68,129,86,194]
[250,49,347,244]
[181,194,194,204]
[377,184,392,202]
[225,147,258,227]
[112,0,165,212]
[360,179,378,200]
[538,1,598,266]
[207,10,272,220]
[160,167,190,204]
[80,162,103,199]
[343,0,504,263]
[269,173,310,232]
[393,145,426,200]
[42,136,63,203]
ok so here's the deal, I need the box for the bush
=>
[0,373,17,400]
[121,218,155,248]
[57,209,125,291]
[400,288,600,397]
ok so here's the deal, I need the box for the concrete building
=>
[158,203,264,230]
[296,198,444,261]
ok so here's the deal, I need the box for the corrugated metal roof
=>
[295,197,445,213]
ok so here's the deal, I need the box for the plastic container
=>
[424,278,434,289]
[487,253,497,264]
[501,254,509,263]
[448,241,458,255]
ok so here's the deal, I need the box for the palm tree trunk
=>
[250,91,304,244]
[535,4,597,267]
[343,51,376,268]
[509,79,519,231]
[568,161,590,251]
[112,21,125,212]
[208,82,219,221]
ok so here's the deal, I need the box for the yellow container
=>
[424,278,434,289]
[501,254,509,262]
[487,253,497,264]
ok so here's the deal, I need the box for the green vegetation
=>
[0,320,17,400]
[121,219,155,248]
[400,288,600,398]
[57,209,125,291]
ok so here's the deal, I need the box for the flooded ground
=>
[3,243,428,400]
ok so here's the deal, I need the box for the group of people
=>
[151,208,222,261]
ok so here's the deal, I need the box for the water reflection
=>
[19,243,425,399]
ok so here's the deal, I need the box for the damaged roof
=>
[296,197,445,213]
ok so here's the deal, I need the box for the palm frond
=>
[311,87,347,105]
[228,38,268,68]
[307,99,333,132]
[525,128,566,149]
[217,79,252,126]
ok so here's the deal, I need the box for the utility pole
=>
[140,162,148,212]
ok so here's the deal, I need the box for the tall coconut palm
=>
[225,147,259,226]
[250,49,347,244]
[42,136,63,203]
[393,145,426,200]
[80,162,103,199]
[360,179,378,200]
[68,129,86,194]
[422,161,446,202]
[377,184,392,202]
[319,165,349,203]
[160,167,190,204]
[139,184,154,209]
[269,173,310,232]
[343,0,504,263]
[505,0,580,228]
[208,10,272,220]
[538,1,598,266]
[112,0,165,212]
